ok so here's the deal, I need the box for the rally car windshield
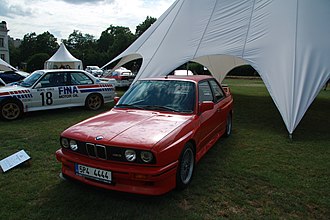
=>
[116,80,195,113]
[20,71,43,87]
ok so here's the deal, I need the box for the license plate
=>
[75,164,112,183]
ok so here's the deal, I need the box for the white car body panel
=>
[0,69,115,113]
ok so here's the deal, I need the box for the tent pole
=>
[289,133,293,140]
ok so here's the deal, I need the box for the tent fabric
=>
[44,43,83,69]
[103,0,330,134]
[0,58,16,71]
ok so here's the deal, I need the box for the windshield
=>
[116,80,195,113]
[20,71,43,87]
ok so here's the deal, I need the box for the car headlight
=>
[69,140,78,151]
[61,138,69,148]
[125,149,136,162]
[140,151,153,163]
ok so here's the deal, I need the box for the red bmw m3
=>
[56,75,233,195]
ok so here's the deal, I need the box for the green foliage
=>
[35,32,58,55]
[8,40,20,68]
[19,32,38,62]
[98,25,135,57]
[62,30,99,67]
[0,80,329,219]
[62,30,96,51]
[26,53,50,72]
[19,32,58,62]
[135,16,157,37]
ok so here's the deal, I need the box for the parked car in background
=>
[0,69,115,120]
[102,67,135,87]
[0,70,30,84]
[173,70,194,76]
[56,75,233,195]
[85,66,104,77]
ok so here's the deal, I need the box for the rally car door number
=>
[40,92,53,106]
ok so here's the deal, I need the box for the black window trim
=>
[198,79,214,103]
[208,78,226,103]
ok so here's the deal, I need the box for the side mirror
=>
[114,97,120,104]
[199,101,214,114]
[34,83,42,88]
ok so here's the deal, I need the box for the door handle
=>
[217,108,221,112]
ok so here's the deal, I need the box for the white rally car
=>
[0,69,116,120]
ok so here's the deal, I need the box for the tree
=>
[62,30,98,68]
[97,25,135,60]
[135,16,157,37]
[63,30,96,51]
[8,41,20,68]
[19,32,38,62]
[26,53,50,72]
[35,32,58,55]
[19,32,58,71]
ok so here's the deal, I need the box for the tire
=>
[0,99,23,120]
[85,93,103,110]
[176,143,195,190]
[224,112,232,137]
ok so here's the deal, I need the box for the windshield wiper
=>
[115,104,145,110]
[143,105,180,112]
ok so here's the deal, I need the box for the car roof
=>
[34,69,88,73]
[140,75,214,83]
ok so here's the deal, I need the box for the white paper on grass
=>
[0,150,31,172]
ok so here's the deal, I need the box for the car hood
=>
[63,109,193,150]
[0,85,30,93]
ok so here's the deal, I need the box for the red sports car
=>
[56,75,233,195]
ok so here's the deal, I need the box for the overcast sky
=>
[0,0,175,41]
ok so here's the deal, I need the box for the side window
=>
[198,81,214,103]
[209,79,224,102]
[39,73,68,87]
[70,72,93,85]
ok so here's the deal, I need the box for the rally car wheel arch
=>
[0,99,23,120]
[85,93,104,110]
[176,142,195,190]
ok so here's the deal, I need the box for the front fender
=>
[153,119,199,166]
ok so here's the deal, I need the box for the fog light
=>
[141,151,153,163]
[69,140,78,151]
[125,149,136,162]
[61,138,69,148]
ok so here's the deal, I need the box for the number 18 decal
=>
[40,92,53,105]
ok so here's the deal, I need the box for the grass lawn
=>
[0,79,329,219]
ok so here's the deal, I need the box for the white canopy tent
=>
[0,58,16,71]
[44,43,83,70]
[103,0,330,134]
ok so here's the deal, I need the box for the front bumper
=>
[55,149,178,196]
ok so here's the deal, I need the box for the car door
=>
[30,72,71,109]
[198,80,222,150]
[197,80,219,149]
[208,79,227,132]
[68,71,94,105]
